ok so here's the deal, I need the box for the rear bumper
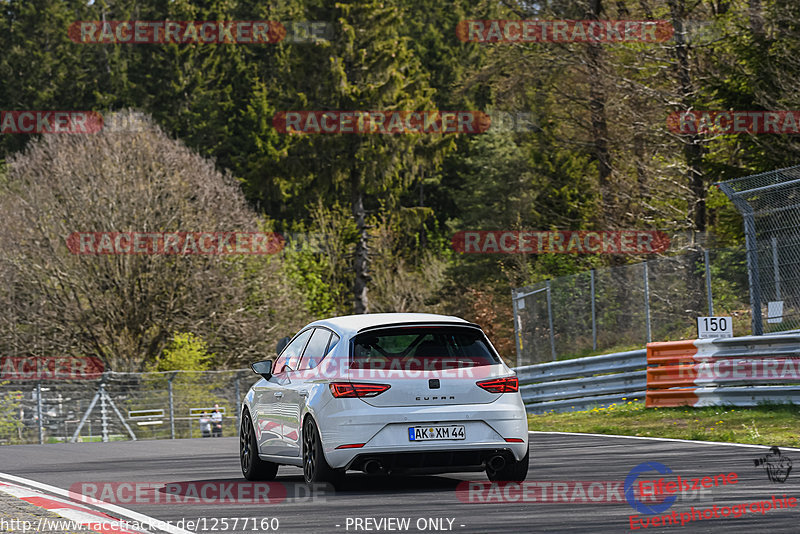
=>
[346,448,521,474]
[316,395,528,469]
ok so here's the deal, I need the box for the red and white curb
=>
[0,473,190,534]
[0,481,148,534]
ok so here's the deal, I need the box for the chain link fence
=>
[512,166,800,365]
[512,247,749,366]
[717,165,800,335]
[0,370,259,445]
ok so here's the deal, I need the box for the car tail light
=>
[477,376,519,393]
[504,438,525,443]
[335,443,366,449]
[329,382,391,398]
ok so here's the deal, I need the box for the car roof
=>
[308,313,471,337]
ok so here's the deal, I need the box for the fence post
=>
[168,372,177,440]
[546,280,556,361]
[644,262,652,343]
[704,249,714,316]
[99,382,108,443]
[234,376,241,434]
[744,212,764,334]
[512,288,522,367]
[36,381,43,445]
[590,269,597,351]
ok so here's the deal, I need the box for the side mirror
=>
[251,360,273,379]
[276,336,291,356]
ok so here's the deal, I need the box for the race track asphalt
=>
[1,432,798,533]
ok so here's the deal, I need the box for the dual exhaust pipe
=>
[361,454,506,474]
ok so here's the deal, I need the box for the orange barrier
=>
[646,365,698,388]
[646,340,699,407]
[646,340,697,365]
[646,335,800,408]
[646,388,699,408]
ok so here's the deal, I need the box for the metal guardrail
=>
[651,386,800,407]
[692,386,800,404]
[515,334,800,413]
[646,335,800,407]
[514,349,647,414]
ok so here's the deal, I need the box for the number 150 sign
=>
[696,316,733,339]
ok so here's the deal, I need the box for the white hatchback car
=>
[239,313,529,485]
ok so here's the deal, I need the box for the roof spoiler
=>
[356,321,482,334]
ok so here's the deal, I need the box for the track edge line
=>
[529,430,800,452]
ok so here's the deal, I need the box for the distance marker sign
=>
[696,317,733,339]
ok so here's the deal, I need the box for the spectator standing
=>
[199,411,211,438]
[211,404,223,437]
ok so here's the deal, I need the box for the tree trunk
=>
[669,0,706,232]
[587,45,612,185]
[419,175,427,249]
[586,0,613,218]
[749,0,764,37]
[351,174,369,314]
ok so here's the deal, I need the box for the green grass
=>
[528,400,800,447]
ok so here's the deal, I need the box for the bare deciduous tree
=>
[0,111,307,371]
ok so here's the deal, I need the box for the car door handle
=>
[298,391,308,397]
[273,392,283,398]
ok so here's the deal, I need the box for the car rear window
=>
[351,326,500,370]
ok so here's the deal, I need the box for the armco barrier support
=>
[646,334,800,407]
[515,349,647,413]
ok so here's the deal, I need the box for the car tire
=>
[240,410,279,481]
[303,417,344,486]
[486,449,529,482]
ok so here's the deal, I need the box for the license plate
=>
[408,425,465,441]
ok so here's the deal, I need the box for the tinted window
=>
[274,328,312,373]
[351,327,499,370]
[299,328,331,370]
